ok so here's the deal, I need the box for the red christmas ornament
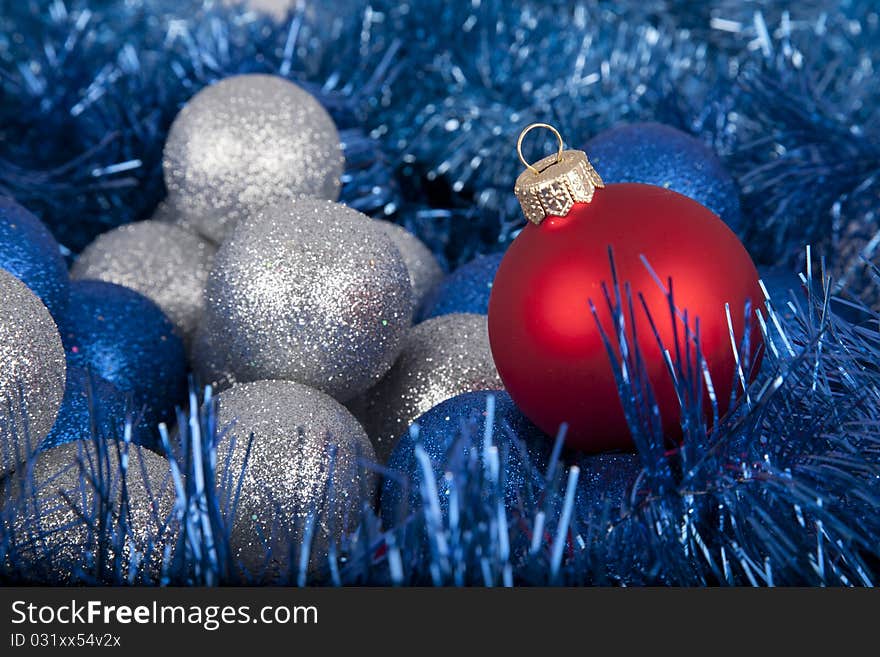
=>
[488,124,763,452]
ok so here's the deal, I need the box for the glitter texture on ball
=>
[200,199,413,401]
[374,220,443,313]
[59,280,187,426]
[0,196,69,317]
[585,122,743,232]
[574,453,641,517]
[349,313,503,462]
[163,74,344,244]
[421,252,503,320]
[72,220,216,345]
[2,440,177,584]
[0,268,66,476]
[214,380,376,580]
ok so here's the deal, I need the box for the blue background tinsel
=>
[2,0,880,585]
[4,0,879,278]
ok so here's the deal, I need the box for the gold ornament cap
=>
[514,123,604,225]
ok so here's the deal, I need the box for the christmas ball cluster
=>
[0,201,186,584]
[0,193,190,474]
[2,72,458,576]
[158,76,502,572]
[0,74,426,578]
[0,57,762,582]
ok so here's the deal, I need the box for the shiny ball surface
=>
[72,220,216,345]
[349,313,503,462]
[200,199,412,401]
[0,269,66,476]
[586,122,743,232]
[374,220,443,313]
[0,196,69,317]
[163,74,343,244]
[214,380,376,580]
[489,183,763,452]
[2,440,176,584]
[421,252,503,320]
[58,280,187,425]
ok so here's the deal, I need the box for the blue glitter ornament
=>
[381,390,551,526]
[40,368,154,452]
[420,253,503,321]
[58,281,187,425]
[585,123,743,233]
[574,454,641,516]
[0,196,69,317]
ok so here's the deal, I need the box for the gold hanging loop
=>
[516,123,565,176]
[514,124,605,225]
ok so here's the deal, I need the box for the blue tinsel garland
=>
[1,0,880,585]
[6,1,878,271]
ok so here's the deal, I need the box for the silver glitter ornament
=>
[71,221,216,345]
[349,313,504,462]
[2,440,177,584]
[214,380,376,580]
[163,74,343,244]
[374,220,443,313]
[0,269,66,477]
[201,199,413,401]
